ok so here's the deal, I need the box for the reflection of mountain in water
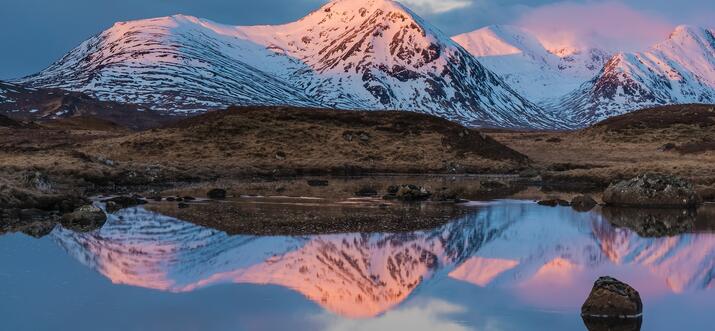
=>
[51,202,715,318]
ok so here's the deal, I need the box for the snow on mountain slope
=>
[17,15,319,113]
[555,25,715,126]
[17,0,564,129]
[453,25,610,103]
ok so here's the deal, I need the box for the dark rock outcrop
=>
[603,173,701,208]
[582,276,643,318]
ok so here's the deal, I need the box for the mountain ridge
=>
[16,0,565,129]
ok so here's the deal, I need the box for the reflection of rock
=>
[601,207,696,237]
[603,173,701,208]
[537,198,570,207]
[582,276,643,318]
[571,195,597,212]
[582,316,642,331]
[0,208,58,238]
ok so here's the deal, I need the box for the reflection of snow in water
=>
[51,201,715,318]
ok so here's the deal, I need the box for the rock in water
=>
[572,195,598,212]
[582,276,643,319]
[537,198,570,207]
[603,173,701,208]
[103,196,148,212]
[207,188,227,199]
[61,205,107,232]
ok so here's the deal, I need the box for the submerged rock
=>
[582,276,643,319]
[103,196,148,212]
[207,188,227,200]
[538,198,570,207]
[603,173,701,208]
[582,316,642,331]
[572,195,598,212]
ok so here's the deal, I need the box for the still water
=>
[1,200,714,330]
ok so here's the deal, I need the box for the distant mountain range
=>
[4,0,715,129]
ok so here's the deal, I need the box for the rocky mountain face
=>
[0,81,170,130]
[15,0,564,129]
[457,24,715,127]
[558,25,715,126]
[453,25,610,103]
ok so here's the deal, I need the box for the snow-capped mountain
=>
[456,24,715,127]
[17,0,563,129]
[453,25,610,103]
[556,25,715,125]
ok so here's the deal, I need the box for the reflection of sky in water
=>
[1,200,714,330]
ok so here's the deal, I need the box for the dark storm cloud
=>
[1,0,714,79]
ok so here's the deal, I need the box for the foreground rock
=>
[572,195,598,212]
[61,205,107,232]
[603,173,701,208]
[582,276,643,319]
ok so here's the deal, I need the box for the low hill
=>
[83,106,530,176]
[491,104,715,188]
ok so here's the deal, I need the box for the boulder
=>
[207,188,227,199]
[572,195,598,212]
[61,205,107,231]
[582,276,643,318]
[603,173,701,208]
[103,195,148,212]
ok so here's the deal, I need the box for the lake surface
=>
[1,200,714,330]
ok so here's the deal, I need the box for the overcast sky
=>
[1,0,714,79]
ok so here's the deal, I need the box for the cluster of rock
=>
[603,173,701,208]
[538,195,598,212]
[383,184,432,201]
